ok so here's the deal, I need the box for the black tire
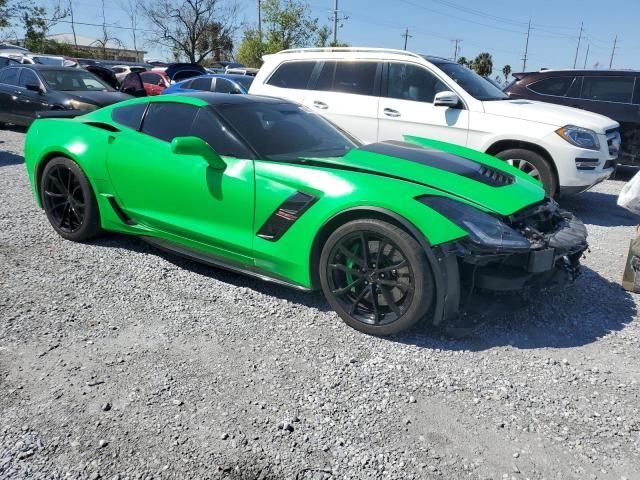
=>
[319,219,435,336]
[40,156,102,242]
[495,148,557,196]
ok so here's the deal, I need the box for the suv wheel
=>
[495,148,557,196]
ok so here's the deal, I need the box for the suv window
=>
[386,63,447,102]
[189,77,212,91]
[314,61,379,96]
[0,67,19,86]
[581,76,635,103]
[18,69,40,88]
[528,76,574,96]
[142,102,198,142]
[112,103,147,130]
[267,61,315,89]
[190,108,253,158]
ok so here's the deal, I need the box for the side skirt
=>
[140,236,311,292]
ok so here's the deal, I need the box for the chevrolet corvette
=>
[24,93,588,335]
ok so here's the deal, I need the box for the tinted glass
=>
[190,108,253,158]
[386,63,447,102]
[0,68,19,86]
[141,72,162,84]
[41,69,114,91]
[566,77,582,98]
[581,76,634,103]
[528,76,574,96]
[173,70,202,82]
[266,61,315,89]
[18,69,40,88]
[235,76,253,91]
[142,102,198,142]
[112,103,147,130]
[214,78,240,94]
[332,61,378,96]
[216,101,359,161]
[435,62,508,100]
[32,56,64,66]
[189,77,212,91]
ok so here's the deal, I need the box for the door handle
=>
[313,100,328,110]
[383,107,401,117]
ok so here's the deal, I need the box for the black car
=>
[0,64,131,127]
[505,69,640,165]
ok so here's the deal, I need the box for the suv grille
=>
[606,128,621,157]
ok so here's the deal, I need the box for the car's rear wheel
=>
[40,157,102,242]
[495,148,557,196]
[319,219,434,335]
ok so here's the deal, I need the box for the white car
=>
[111,65,147,83]
[250,47,620,195]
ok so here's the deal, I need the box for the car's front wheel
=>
[40,156,102,242]
[495,148,557,196]
[319,219,435,335]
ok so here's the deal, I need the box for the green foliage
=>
[502,64,512,82]
[0,0,10,30]
[236,28,264,68]
[471,52,493,77]
[457,56,469,67]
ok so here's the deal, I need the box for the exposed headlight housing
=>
[68,100,99,111]
[556,125,600,151]
[418,196,531,251]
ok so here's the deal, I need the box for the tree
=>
[0,0,10,31]
[16,1,69,53]
[261,0,318,52]
[143,0,239,63]
[93,0,122,59]
[471,52,493,76]
[117,0,140,52]
[236,28,263,67]
[502,64,511,82]
[456,56,469,68]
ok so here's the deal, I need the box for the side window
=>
[566,77,582,98]
[141,102,198,142]
[189,108,253,158]
[266,61,315,89]
[528,76,574,96]
[331,61,379,96]
[112,103,147,130]
[214,78,240,94]
[581,76,635,103]
[386,63,447,103]
[142,73,161,84]
[0,68,19,86]
[189,77,212,91]
[18,69,40,88]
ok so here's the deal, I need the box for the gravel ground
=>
[1,127,639,480]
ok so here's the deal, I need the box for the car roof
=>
[10,64,81,71]
[173,73,250,85]
[515,69,640,78]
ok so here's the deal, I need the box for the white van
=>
[250,48,620,195]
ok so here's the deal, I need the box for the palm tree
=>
[472,52,493,77]
[502,64,512,83]
[457,56,469,67]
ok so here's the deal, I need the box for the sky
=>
[14,0,640,76]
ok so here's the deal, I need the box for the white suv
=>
[250,48,620,196]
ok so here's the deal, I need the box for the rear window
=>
[528,76,574,96]
[580,76,635,103]
[189,77,212,91]
[112,103,147,130]
[315,61,379,96]
[266,61,315,89]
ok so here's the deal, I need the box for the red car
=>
[139,71,169,96]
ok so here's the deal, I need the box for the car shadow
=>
[560,190,638,227]
[91,234,635,350]
[0,152,24,167]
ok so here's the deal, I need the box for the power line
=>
[609,35,617,68]
[522,20,531,71]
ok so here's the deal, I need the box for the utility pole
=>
[583,44,589,69]
[522,19,531,71]
[332,0,339,45]
[573,21,583,69]
[402,28,412,50]
[68,0,78,51]
[451,38,461,61]
[609,35,617,68]
[257,0,262,42]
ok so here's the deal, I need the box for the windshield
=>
[40,69,114,92]
[234,76,253,91]
[32,56,64,66]
[435,62,508,101]
[216,102,360,161]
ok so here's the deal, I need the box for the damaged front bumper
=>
[432,200,588,324]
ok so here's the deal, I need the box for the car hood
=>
[312,136,545,216]
[482,99,619,133]
[64,90,131,106]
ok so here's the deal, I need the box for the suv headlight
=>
[418,196,530,251]
[68,99,99,111]
[556,125,600,151]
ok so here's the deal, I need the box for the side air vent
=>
[107,196,136,225]
[478,165,514,187]
[257,191,318,241]
[85,122,120,133]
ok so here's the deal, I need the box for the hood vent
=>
[478,165,515,187]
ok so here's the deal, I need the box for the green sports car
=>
[24,93,588,335]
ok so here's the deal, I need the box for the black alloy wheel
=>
[40,157,101,241]
[320,219,434,335]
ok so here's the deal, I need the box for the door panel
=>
[378,62,468,145]
[0,68,22,124]
[15,69,49,122]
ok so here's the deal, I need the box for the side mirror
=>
[170,136,226,170]
[433,90,460,108]
[26,83,43,94]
